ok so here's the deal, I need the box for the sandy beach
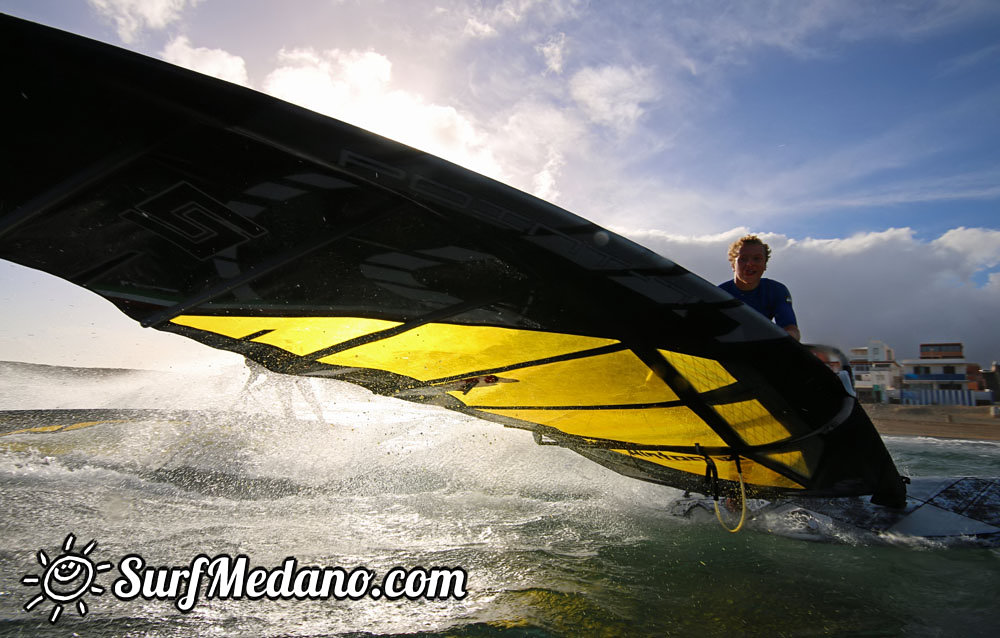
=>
[865,403,1000,442]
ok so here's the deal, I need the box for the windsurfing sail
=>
[0,14,906,506]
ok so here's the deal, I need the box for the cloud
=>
[463,17,497,38]
[618,226,1000,364]
[536,32,567,73]
[88,0,199,43]
[460,0,578,36]
[987,272,1000,294]
[932,227,1000,274]
[488,100,586,200]
[569,65,658,134]
[260,47,504,180]
[153,35,576,201]
[161,36,250,86]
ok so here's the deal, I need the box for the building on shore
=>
[916,342,965,359]
[848,339,902,404]
[897,342,993,406]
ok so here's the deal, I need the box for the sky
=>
[1,0,999,369]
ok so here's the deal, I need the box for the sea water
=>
[0,362,997,637]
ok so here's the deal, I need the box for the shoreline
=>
[872,419,1000,442]
[865,404,1000,442]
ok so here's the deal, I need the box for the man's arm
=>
[771,281,799,341]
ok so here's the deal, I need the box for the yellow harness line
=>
[713,460,747,533]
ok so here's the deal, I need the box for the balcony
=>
[903,374,965,381]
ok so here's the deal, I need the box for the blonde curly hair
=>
[727,234,771,265]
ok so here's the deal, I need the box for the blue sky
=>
[1,0,999,367]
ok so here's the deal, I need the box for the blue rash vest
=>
[718,278,797,328]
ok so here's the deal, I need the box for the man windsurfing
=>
[719,234,801,342]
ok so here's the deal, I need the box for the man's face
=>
[733,243,767,289]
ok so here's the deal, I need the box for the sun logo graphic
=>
[20,533,113,623]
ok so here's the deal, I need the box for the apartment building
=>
[898,342,992,405]
[849,340,902,403]
[901,342,978,391]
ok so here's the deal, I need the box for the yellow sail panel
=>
[717,456,804,489]
[480,406,727,447]
[763,449,812,478]
[171,315,402,355]
[658,349,737,393]
[613,450,805,489]
[713,399,792,447]
[457,350,679,406]
[249,317,402,356]
[172,315,276,339]
[318,324,618,382]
